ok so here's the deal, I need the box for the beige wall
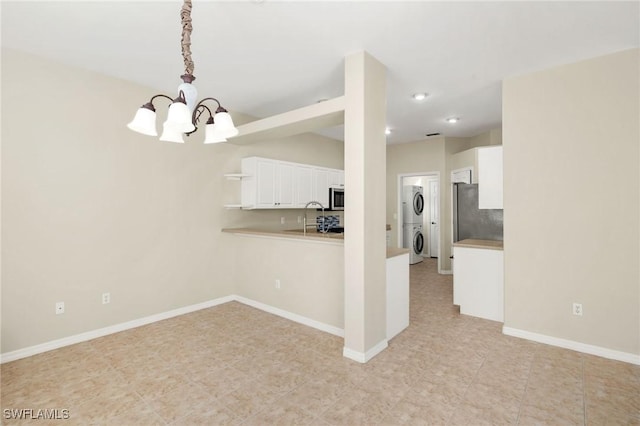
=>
[386,137,445,255]
[503,48,639,355]
[1,49,344,354]
[233,237,344,329]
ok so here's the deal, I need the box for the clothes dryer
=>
[403,185,424,223]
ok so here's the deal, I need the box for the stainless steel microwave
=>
[329,187,344,211]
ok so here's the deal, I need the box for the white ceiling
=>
[2,1,638,144]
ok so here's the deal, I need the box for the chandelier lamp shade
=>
[127,0,238,144]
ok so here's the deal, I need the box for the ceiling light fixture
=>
[385,127,392,135]
[127,0,238,144]
[445,117,460,124]
[412,93,428,101]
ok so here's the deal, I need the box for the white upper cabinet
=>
[328,169,345,187]
[276,162,295,208]
[255,159,276,207]
[477,146,503,209]
[294,165,314,208]
[313,168,330,207]
[240,157,343,210]
[241,157,295,209]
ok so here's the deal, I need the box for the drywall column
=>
[343,51,387,362]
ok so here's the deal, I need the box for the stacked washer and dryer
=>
[403,185,425,265]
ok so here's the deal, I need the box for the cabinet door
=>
[256,159,276,208]
[313,168,330,207]
[328,169,344,188]
[478,146,503,209]
[276,162,295,208]
[295,165,314,208]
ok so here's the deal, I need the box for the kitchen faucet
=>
[303,201,326,236]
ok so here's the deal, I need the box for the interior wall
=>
[503,48,639,356]
[1,49,344,354]
[387,138,445,259]
[232,236,344,330]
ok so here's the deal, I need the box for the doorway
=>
[397,172,441,272]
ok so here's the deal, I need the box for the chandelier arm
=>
[193,97,223,112]
[186,104,213,136]
[180,0,194,76]
[150,94,175,105]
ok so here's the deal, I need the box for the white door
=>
[429,180,439,258]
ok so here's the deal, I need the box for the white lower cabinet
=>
[453,246,504,322]
[387,252,410,339]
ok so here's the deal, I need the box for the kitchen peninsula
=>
[223,227,409,340]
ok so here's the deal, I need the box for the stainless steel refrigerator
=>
[453,183,503,242]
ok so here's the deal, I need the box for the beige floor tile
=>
[243,399,317,426]
[147,383,222,424]
[386,397,457,425]
[193,366,253,399]
[69,390,149,423]
[319,386,389,425]
[449,401,519,425]
[169,403,239,426]
[215,381,280,420]
[518,400,585,426]
[285,378,346,417]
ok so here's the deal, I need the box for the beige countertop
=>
[453,239,504,251]
[386,247,410,258]
[222,227,406,259]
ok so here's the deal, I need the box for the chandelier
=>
[127,0,238,143]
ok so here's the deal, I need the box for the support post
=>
[343,51,388,362]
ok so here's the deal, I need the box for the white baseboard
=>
[343,339,388,363]
[234,296,344,337]
[0,296,234,364]
[0,295,345,364]
[503,326,640,366]
[439,269,452,275]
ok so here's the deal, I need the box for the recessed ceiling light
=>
[445,117,460,124]
[412,93,428,101]
[385,127,392,135]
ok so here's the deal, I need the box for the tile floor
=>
[1,258,639,425]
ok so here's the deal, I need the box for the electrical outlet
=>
[280,217,285,225]
[102,292,111,305]
[572,303,583,316]
[275,279,281,290]
[55,302,65,315]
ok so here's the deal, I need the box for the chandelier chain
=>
[181,0,194,76]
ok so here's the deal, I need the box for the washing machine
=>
[403,223,424,265]
[403,185,424,223]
